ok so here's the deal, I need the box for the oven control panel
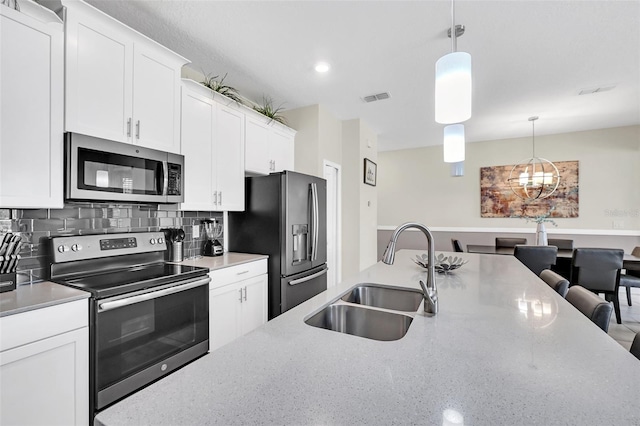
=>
[100,237,138,251]
[51,232,167,263]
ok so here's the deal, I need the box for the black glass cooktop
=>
[57,263,208,299]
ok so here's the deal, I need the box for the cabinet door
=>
[240,274,268,335]
[0,8,63,208]
[180,88,214,211]
[65,8,132,142]
[132,44,182,153]
[244,118,271,174]
[209,282,242,352]
[215,105,245,211]
[270,130,295,172]
[0,327,89,426]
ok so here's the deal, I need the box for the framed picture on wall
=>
[364,158,377,186]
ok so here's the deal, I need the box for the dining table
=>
[466,244,640,271]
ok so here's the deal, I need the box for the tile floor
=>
[608,287,640,351]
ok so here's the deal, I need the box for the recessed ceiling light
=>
[315,62,330,73]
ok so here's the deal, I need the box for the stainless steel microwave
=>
[65,133,184,204]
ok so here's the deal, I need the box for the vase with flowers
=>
[517,206,557,245]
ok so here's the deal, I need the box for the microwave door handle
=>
[161,162,168,196]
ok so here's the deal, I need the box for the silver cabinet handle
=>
[236,270,249,276]
[238,288,243,303]
[243,286,247,301]
[135,120,140,139]
[289,267,328,286]
[98,277,210,312]
[127,118,132,137]
[213,191,218,205]
[219,191,222,205]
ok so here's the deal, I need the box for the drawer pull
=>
[236,270,249,275]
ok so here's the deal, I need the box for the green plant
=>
[517,205,558,226]
[200,73,243,104]
[253,96,287,125]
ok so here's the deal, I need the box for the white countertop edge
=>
[378,225,640,236]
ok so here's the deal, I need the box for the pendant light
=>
[507,117,560,200]
[435,0,472,124]
[443,124,465,163]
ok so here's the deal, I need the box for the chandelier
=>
[507,117,560,200]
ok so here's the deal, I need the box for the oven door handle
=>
[98,277,211,312]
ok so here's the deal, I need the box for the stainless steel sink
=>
[304,304,413,341]
[341,284,424,312]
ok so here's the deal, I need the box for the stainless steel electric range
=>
[48,232,210,419]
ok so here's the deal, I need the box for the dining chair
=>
[570,248,624,324]
[514,245,558,276]
[495,237,527,248]
[451,239,464,253]
[565,285,613,332]
[630,332,640,361]
[547,238,574,250]
[539,269,569,298]
[620,246,640,306]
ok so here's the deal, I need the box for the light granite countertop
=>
[0,280,90,317]
[175,252,268,271]
[96,250,640,425]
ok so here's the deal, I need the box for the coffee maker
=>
[202,219,223,256]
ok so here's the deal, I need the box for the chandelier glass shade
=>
[507,117,560,200]
[443,124,465,163]
[435,52,472,124]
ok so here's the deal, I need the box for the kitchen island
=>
[96,250,640,425]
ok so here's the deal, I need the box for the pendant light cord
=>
[451,0,457,53]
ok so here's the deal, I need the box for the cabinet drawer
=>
[0,299,88,352]
[209,259,267,290]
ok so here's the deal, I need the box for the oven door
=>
[94,276,209,411]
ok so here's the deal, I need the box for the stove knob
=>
[149,238,157,245]
[57,245,69,253]
[157,237,164,244]
[71,244,83,252]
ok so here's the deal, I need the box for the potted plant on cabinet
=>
[253,96,287,126]
[200,72,243,104]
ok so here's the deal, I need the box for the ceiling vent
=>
[363,92,391,103]
[579,85,616,95]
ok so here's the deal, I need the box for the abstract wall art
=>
[480,160,579,218]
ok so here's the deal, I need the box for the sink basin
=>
[305,304,413,341]
[341,284,424,312]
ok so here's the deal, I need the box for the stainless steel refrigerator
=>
[228,171,327,319]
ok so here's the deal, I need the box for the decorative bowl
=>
[413,253,468,274]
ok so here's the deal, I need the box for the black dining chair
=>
[547,238,574,250]
[565,285,613,332]
[620,246,640,306]
[570,248,624,324]
[451,239,464,253]
[630,332,640,361]
[514,245,558,276]
[539,269,569,298]
[495,237,527,248]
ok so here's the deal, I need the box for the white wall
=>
[378,125,640,231]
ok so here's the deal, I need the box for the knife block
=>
[0,273,17,293]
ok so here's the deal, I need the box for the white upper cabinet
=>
[61,0,188,153]
[244,115,295,175]
[0,5,64,208]
[180,80,245,211]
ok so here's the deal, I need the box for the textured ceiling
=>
[85,0,640,151]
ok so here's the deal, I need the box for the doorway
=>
[323,160,341,288]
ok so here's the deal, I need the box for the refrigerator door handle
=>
[288,266,328,286]
[311,182,319,261]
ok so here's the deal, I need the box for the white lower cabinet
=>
[0,299,89,426]
[208,259,268,351]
